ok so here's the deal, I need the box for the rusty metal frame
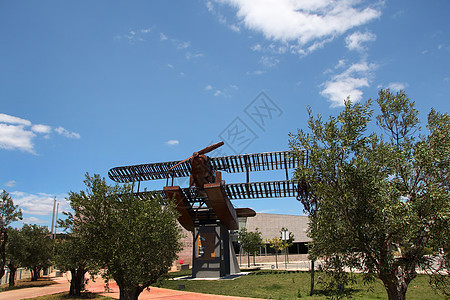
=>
[108,150,304,183]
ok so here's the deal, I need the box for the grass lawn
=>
[24,292,113,300]
[0,277,57,292]
[154,269,445,299]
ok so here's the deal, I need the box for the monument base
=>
[192,223,240,278]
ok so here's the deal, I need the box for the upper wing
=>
[211,150,299,173]
[108,150,304,183]
[108,159,192,183]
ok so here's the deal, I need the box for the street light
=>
[281,229,289,269]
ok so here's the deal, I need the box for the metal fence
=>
[0,268,33,285]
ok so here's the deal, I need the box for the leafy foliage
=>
[267,237,284,268]
[268,228,295,269]
[67,173,183,300]
[6,227,25,287]
[290,89,450,300]
[20,224,54,281]
[54,225,93,296]
[0,190,22,282]
[238,228,264,266]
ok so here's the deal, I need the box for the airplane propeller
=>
[168,141,224,171]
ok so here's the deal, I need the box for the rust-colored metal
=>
[204,182,238,230]
[108,150,301,183]
[108,142,305,278]
[163,186,194,231]
[108,142,304,230]
[235,207,256,218]
[169,141,224,189]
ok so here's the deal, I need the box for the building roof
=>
[245,213,311,243]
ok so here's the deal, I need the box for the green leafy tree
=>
[267,237,284,268]
[238,228,263,267]
[280,227,294,263]
[55,212,95,296]
[290,89,450,300]
[6,227,25,287]
[20,224,54,281]
[68,173,183,300]
[0,190,22,282]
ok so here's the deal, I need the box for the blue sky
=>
[1,0,449,230]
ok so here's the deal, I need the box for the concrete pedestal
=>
[192,224,240,278]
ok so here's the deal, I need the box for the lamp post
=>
[281,229,289,269]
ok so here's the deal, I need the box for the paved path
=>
[0,276,69,300]
[0,275,263,300]
[87,280,263,299]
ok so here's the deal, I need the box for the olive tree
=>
[0,190,22,282]
[290,89,450,299]
[267,237,284,269]
[68,173,183,300]
[6,227,25,287]
[238,228,263,267]
[20,224,53,281]
[55,212,94,296]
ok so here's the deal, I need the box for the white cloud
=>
[160,32,168,41]
[177,41,191,49]
[215,0,381,54]
[206,1,214,12]
[0,123,36,153]
[246,70,266,75]
[4,180,16,187]
[387,82,407,91]
[185,52,204,60]
[229,24,240,32]
[10,191,70,217]
[115,28,151,43]
[392,10,405,19]
[321,60,377,107]
[345,31,376,52]
[31,124,52,134]
[257,209,278,214]
[251,44,263,51]
[260,55,280,68]
[54,126,81,139]
[0,114,81,153]
[206,1,228,25]
[166,140,179,146]
[335,59,347,69]
[22,216,47,224]
[205,85,235,98]
[0,113,31,126]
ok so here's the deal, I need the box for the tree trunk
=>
[253,252,256,266]
[380,267,415,300]
[275,251,278,268]
[30,267,40,281]
[310,260,315,296]
[383,280,408,300]
[0,230,8,282]
[8,266,17,287]
[69,268,87,296]
[116,281,144,300]
[247,253,250,268]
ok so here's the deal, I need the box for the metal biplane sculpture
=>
[108,142,302,278]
